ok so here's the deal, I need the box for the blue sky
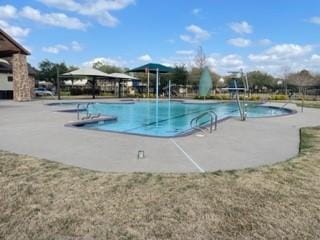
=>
[1,0,320,75]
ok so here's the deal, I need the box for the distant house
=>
[0,62,36,99]
[0,28,34,101]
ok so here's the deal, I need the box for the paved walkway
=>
[0,99,319,172]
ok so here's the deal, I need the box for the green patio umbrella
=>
[128,63,174,98]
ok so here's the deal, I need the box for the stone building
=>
[0,28,34,101]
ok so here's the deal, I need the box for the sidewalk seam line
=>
[170,139,205,173]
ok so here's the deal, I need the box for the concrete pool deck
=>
[0,99,320,173]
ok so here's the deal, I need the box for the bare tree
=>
[281,66,291,95]
[194,46,207,70]
[288,70,317,93]
[287,69,317,112]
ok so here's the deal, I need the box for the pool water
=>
[78,101,292,137]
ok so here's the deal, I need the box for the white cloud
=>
[83,57,126,67]
[0,5,17,19]
[42,41,83,54]
[206,57,218,71]
[258,38,272,46]
[267,44,312,58]
[180,24,210,44]
[249,44,313,64]
[227,38,251,47]
[247,43,317,75]
[311,54,320,61]
[20,6,87,30]
[221,54,244,67]
[39,0,135,27]
[0,20,30,38]
[308,16,320,25]
[71,41,83,51]
[229,21,253,34]
[42,44,69,54]
[138,54,152,62]
[204,54,245,73]
[176,50,194,55]
[192,8,201,16]
[161,53,245,74]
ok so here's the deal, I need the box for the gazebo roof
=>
[62,68,112,78]
[109,73,139,80]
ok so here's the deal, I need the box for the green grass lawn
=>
[1,127,320,239]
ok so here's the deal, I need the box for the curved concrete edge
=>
[1,99,319,173]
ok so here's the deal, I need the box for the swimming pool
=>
[71,101,293,137]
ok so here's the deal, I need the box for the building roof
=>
[0,28,30,57]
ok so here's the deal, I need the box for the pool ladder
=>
[190,110,218,134]
[77,103,101,120]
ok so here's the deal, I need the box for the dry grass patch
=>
[296,100,320,109]
[1,127,320,239]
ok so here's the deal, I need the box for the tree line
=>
[36,54,320,93]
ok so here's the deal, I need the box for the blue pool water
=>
[74,101,293,137]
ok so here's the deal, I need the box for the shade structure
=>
[128,63,173,99]
[199,67,213,97]
[108,72,139,80]
[108,73,139,98]
[62,68,112,99]
[127,63,174,74]
[62,68,112,78]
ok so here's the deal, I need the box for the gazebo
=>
[62,68,112,99]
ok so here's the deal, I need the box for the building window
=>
[8,76,13,82]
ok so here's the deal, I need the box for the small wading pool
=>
[59,101,294,137]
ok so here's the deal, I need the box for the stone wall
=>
[28,75,35,98]
[11,53,32,101]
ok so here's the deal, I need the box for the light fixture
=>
[137,150,145,159]
[219,77,225,83]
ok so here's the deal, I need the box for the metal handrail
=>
[190,110,218,134]
[76,102,95,120]
[86,102,94,118]
[234,80,245,121]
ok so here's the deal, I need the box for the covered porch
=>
[0,28,33,101]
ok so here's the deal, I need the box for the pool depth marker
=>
[170,139,205,173]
